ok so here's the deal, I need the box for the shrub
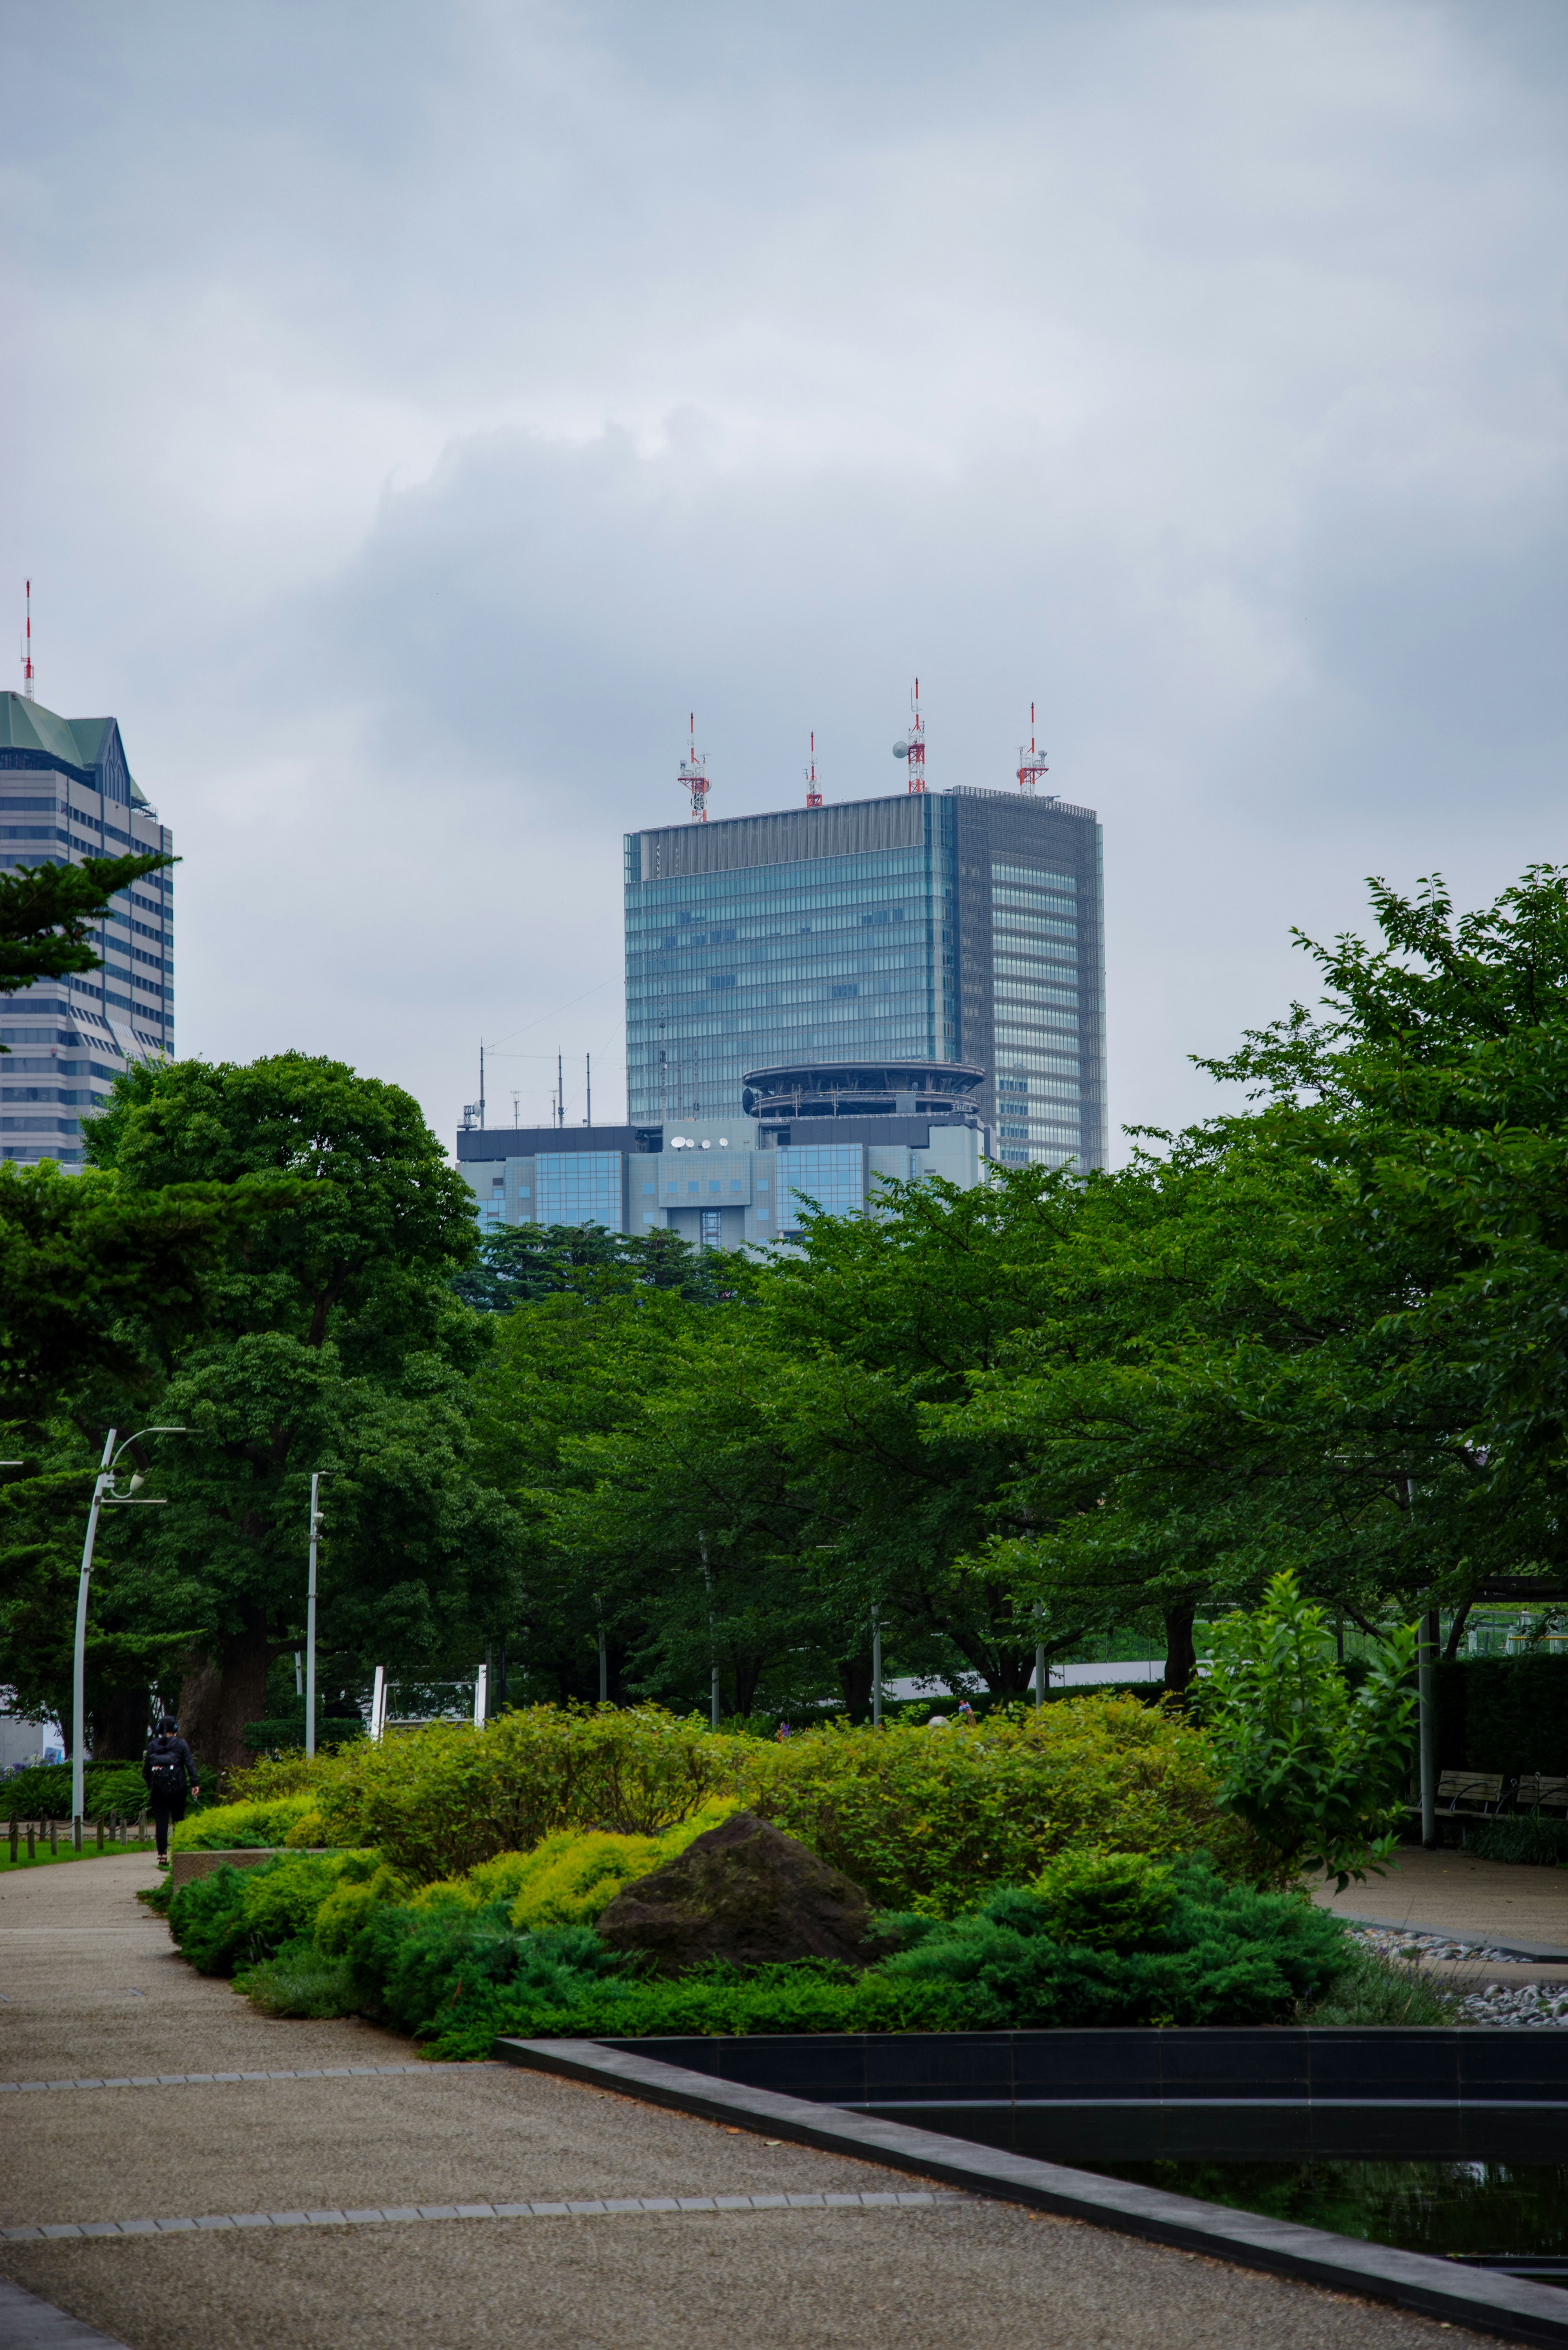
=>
[214,1694,1234,1910]
[166,1849,374,1975]
[1197,1571,1416,1890]
[1031,1848,1178,1949]
[167,1866,254,1975]
[2,1761,156,1821]
[740,1697,1235,1914]
[236,1938,358,2019]
[345,1902,624,2037]
[169,1795,317,1853]
[427,1857,1354,2058]
[503,1802,740,1930]
[309,1706,738,1883]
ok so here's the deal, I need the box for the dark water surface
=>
[1085,2158,1568,2281]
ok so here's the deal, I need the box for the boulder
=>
[594,1809,881,1974]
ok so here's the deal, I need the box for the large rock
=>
[594,1809,881,1974]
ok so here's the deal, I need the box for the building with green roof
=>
[1,690,174,1164]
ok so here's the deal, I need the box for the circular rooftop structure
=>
[742,1059,985,1121]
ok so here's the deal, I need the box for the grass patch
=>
[1466,1815,1568,1867]
[1301,1944,1458,2027]
[0,1838,151,1872]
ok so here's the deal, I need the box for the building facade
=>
[0,693,174,1164]
[624,785,1105,1171]
[458,1093,993,1251]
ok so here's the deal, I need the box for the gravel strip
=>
[1352,1922,1568,2025]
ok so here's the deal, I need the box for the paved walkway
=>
[1312,1846,1568,1955]
[0,1854,1503,2350]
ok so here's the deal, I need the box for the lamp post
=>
[71,1427,187,1835]
[304,1472,327,1760]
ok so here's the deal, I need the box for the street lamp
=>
[304,1472,328,1760]
[72,1427,187,1835]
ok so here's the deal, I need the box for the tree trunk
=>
[1163,1599,1198,1696]
[177,1615,274,1779]
[835,1652,873,1723]
[91,1683,156,1761]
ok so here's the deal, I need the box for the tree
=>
[1,850,174,1021]
[72,1052,516,1770]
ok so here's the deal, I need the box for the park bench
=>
[1518,1773,1568,1820]
[1404,1770,1510,1841]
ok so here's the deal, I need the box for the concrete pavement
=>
[0,1850,1510,2350]
[1313,1846,1568,1956]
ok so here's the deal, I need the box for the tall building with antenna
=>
[621,696,1106,1171]
[0,666,174,1165]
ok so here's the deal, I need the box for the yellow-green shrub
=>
[169,1795,316,1853]
[312,1859,410,1956]
[305,1705,743,1884]
[739,1696,1237,1915]
[505,1801,740,1930]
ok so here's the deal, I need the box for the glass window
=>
[709,1181,720,1194]
[688,1180,699,1193]
[641,1183,655,1194]
[775,1144,865,1222]
[534,1151,624,1232]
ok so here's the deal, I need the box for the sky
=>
[4,0,1566,1152]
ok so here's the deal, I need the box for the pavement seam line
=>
[0,2064,505,2093]
[0,2190,961,2240]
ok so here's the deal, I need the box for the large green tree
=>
[69,1052,517,1769]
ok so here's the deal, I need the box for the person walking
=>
[143,1716,200,1868]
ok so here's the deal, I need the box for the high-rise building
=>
[0,692,174,1165]
[624,786,1105,1170]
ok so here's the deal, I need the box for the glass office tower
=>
[0,691,174,1164]
[625,787,1105,1170]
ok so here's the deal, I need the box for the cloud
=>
[4,0,1565,1145]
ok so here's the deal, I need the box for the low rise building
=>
[457,1057,994,1246]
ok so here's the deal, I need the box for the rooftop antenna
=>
[21,579,35,701]
[1016,702,1049,796]
[892,678,926,794]
[557,1048,565,1129]
[678,713,710,823]
[511,1090,520,1128]
[805,730,823,809]
[585,1050,592,1127]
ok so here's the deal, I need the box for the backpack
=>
[146,1740,181,1795]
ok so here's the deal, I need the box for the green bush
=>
[425,1857,1353,2059]
[169,1795,316,1852]
[165,1850,373,1975]
[1031,1848,1178,1949]
[236,1938,359,2019]
[218,1695,1237,1911]
[167,1866,253,1975]
[1198,1572,1416,1889]
[1466,1814,1568,1866]
[2,1761,156,1821]
[742,1698,1235,1915]
[346,1902,625,2037]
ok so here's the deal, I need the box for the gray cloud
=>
[4,0,1565,1144]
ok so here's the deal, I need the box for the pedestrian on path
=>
[143,1715,200,1867]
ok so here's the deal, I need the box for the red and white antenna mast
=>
[805,730,823,808]
[1016,702,1048,795]
[893,677,926,794]
[677,712,710,823]
[21,579,35,701]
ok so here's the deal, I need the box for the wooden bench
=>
[1518,1773,1568,1819]
[1405,1770,1510,1839]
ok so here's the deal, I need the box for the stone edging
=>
[0,2188,958,2242]
[494,2035,1568,2350]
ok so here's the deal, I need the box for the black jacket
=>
[143,1735,198,1795]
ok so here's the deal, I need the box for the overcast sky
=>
[6,0,1565,1151]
